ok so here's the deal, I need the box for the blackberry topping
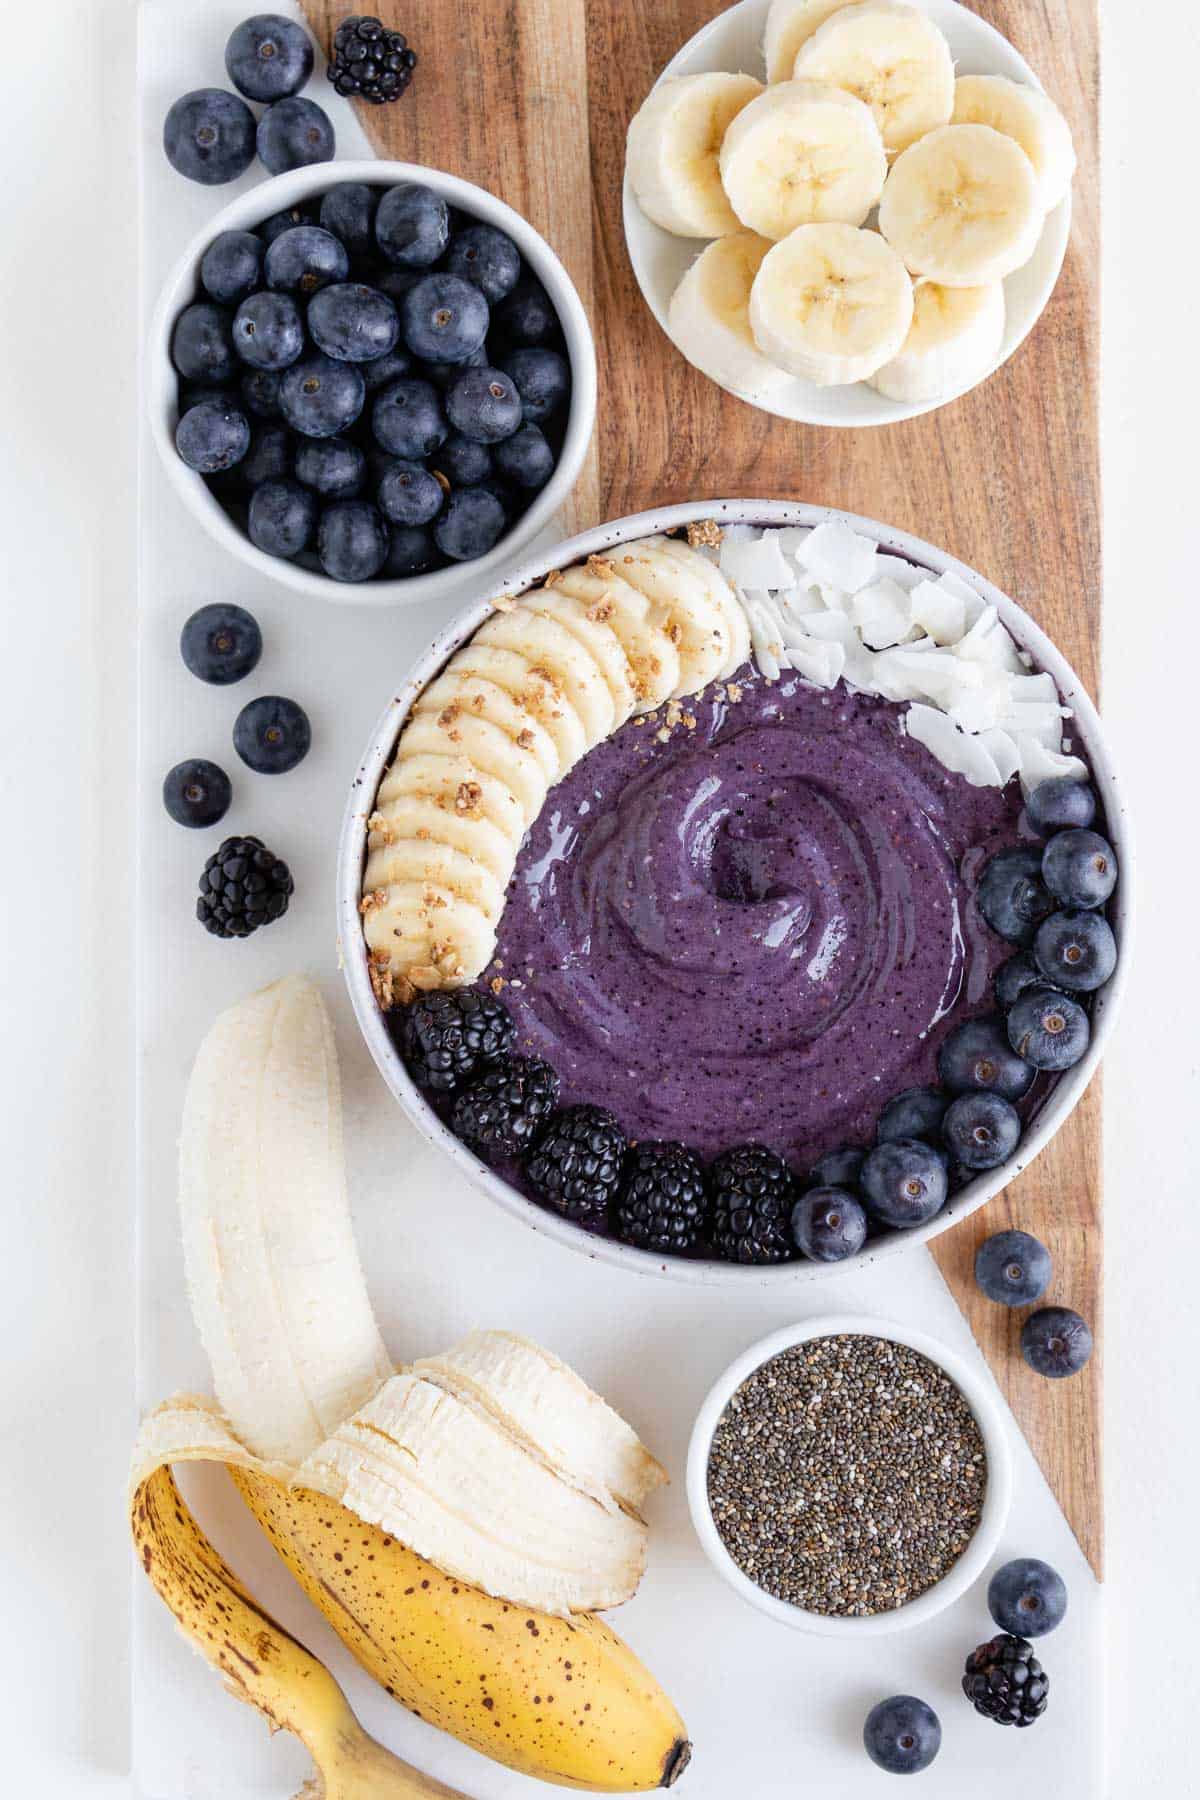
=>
[197,835,293,938]
[451,1054,560,1159]
[328,16,417,104]
[526,1105,627,1226]
[615,1142,709,1255]
[709,1144,795,1264]
[400,989,515,1094]
[962,1634,1049,1727]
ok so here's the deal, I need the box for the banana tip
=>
[661,1739,692,1787]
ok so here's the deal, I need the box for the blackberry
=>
[709,1144,795,1264]
[962,1634,1049,1727]
[615,1143,708,1255]
[451,1054,559,1159]
[526,1105,626,1226]
[328,16,417,104]
[400,989,514,1093]
[197,835,293,938]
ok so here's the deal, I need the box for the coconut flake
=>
[979,728,1021,787]
[797,521,879,593]
[787,633,846,689]
[875,552,926,591]
[719,532,796,593]
[906,705,1003,787]
[742,594,784,682]
[852,578,913,649]
[1018,736,1088,798]
[910,578,966,646]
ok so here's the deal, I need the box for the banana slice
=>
[363,838,506,925]
[524,585,639,726]
[397,712,547,828]
[764,0,855,83]
[878,123,1042,286]
[449,643,590,775]
[644,534,752,681]
[867,277,1005,402]
[416,671,561,785]
[749,221,914,385]
[551,562,681,712]
[378,751,527,858]
[369,796,517,892]
[625,71,763,238]
[361,879,497,988]
[475,605,617,747]
[607,538,731,695]
[952,74,1076,213]
[719,81,887,236]
[793,0,955,155]
[669,232,793,408]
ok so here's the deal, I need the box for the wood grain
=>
[303,0,1102,1575]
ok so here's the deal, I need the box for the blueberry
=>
[200,230,264,305]
[942,1091,1021,1171]
[862,1696,941,1776]
[1027,777,1097,833]
[1021,1305,1094,1379]
[975,1229,1053,1306]
[176,401,250,473]
[995,950,1059,1011]
[256,96,335,174]
[239,423,293,489]
[434,486,508,561]
[225,14,313,102]
[432,433,492,486]
[232,291,305,371]
[162,758,232,828]
[376,459,444,526]
[280,354,365,437]
[383,524,440,576]
[791,1186,868,1262]
[233,695,311,773]
[361,344,414,392]
[937,1014,1035,1101]
[180,602,262,685]
[987,1558,1068,1637]
[319,183,380,259]
[309,283,400,362]
[1006,988,1090,1071]
[400,273,490,363]
[493,277,558,346]
[179,382,237,414]
[264,224,349,295]
[248,478,317,558]
[293,434,366,498]
[171,302,237,384]
[860,1139,948,1228]
[421,344,488,390]
[1033,909,1117,992]
[371,377,447,457]
[494,422,554,489]
[808,1145,865,1189]
[375,182,449,268]
[1041,828,1117,909]
[441,223,522,303]
[373,266,424,304]
[498,345,571,426]
[318,500,390,581]
[163,88,256,185]
[240,370,285,423]
[258,204,313,245]
[977,846,1056,946]
[876,1085,948,1144]
[445,366,522,443]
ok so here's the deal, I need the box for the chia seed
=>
[706,1335,987,1616]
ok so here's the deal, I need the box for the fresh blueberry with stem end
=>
[499,346,571,424]
[264,225,349,296]
[1027,777,1097,834]
[421,344,488,391]
[860,1139,948,1228]
[977,846,1056,946]
[994,949,1060,1011]
[280,354,365,438]
[172,303,237,385]
[382,524,440,576]
[1033,909,1117,993]
[375,183,449,269]
[442,224,522,304]
[376,460,443,526]
[225,13,313,102]
[293,434,366,499]
[163,88,256,185]
[1007,988,1090,1071]
[162,758,232,829]
[371,378,447,458]
[494,422,554,490]
[256,96,335,174]
[309,283,401,363]
[233,695,311,774]
[176,402,250,474]
[942,1091,1021,1172]
[248,479,318,559]
[937,1014,1036,1102]
[862,1697,941,1776]
[988,1559,1068,1638]
[974,1229,1052,1307]
[232,291,305,372]
[318,499,390,581]
[809,1145,865,1189]
[432,433,492,487]
[791,1187,868,1262]
[239,368,283,420]
[1042,828,1118,909]
[1021,1306,1094,1379]
[876,1085,948,1144]
[258,204,312,245]
[180,603,262,685]
[434,487,508,562]
[319,183,380,259]
[239,423,293,490]
[400,273,490,364]
[361,344,413,393]
[200,230,264,305]
[493,277,559,347]
[445,367,522,443]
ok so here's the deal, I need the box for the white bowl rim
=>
[147,159,598,608]
[337,496,1131,1287]
[683,1312,1013,1636]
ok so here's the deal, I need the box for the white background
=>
[2,0,1197,1795]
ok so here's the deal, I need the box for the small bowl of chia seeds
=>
[686,1316,1012,1637]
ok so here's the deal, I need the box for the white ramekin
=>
[147,160,597,607]
[337,498,1131,1284]
[685,1315,1013,1637]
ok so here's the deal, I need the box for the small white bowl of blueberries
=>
[149,15,596,604]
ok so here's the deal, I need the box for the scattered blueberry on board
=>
[987,1557,1067,1637]
[164,19,334,187]
[162,759,232,829]
[974,1229,1052,1306]
[1021,1305,1094,1378]
[233,695,312,774]
[180,602,262,684]
[862,1696,941,1775]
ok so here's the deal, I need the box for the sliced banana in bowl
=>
[867,278,1005,404]
[791,0,955,155]
[749,221,914,384]
[878,123,1043,286]
[719,80,887,235]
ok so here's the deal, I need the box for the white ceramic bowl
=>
[338,499,1130,1285]
[685,1314,1013,1636]
[148,160,597,607]
[622,0,1071,429]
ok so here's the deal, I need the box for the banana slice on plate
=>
[749,221,914,385]
[475,604,617,748]
[416,670,561,785]
[625,71,763,238]
[369,796,517,892]
[397,711,548,828]
[720,81,887,235]
[868,278,1005,403]
[449,643,590,776]
[763,0,854,84]
[363,838,507,926]
[378,751,527,857]
[644,534,752,681]
[524,585,639,726]
[361,880,497,989]
[551,561,682,712]
[608,538,733,695]
[952,74,1076,213]
[668,232,792,408]
[793,0,955,155]
[879,123,1042,286]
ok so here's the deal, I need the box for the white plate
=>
[622,0,1072,428]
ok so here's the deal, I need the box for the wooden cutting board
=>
[301,0,1102,1577]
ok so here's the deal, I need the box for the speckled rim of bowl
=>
[684,1314,1013,1637]
[147,160,597,608]
[337,498,1132,1285]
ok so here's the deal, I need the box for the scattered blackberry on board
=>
[1006,987,1090,1070]
[860,1138,948,1228]
[180,602,262,685]
[974,1229,1052,1306]
[225,13,314,102]
[233,695,311,774]
[256,96,336,175]
[400,989,515,1093]
[197,835,293,938]
[862,1696,941,1775]
[962,1634,1049,1727]
[876,1084,948,1143]
[526,1105,626,1226]
[614,1142,709,1254]
[328,16,418,105]
[162,758,232,829]
[708,1144,795,1264]
[451,1054,560,1159]
[163,89,256,185]
[791,1185,868,1262]
[987,1557,1067,1637]
[976,846,1055,946]
[1026,776,1096,833]
[1021,1305,1093,1378]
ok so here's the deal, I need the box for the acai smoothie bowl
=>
[338,500,1128,1284]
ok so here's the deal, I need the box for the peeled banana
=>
[626,71,763,238]
[868,277,1005,403]
[749,220,914,384]
[719,80,887,236]
[792,0,955,155]
[879,122,1043,286]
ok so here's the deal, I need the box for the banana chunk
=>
[449,642,590,775]
[793,0,955,155]
[669,231,792,408]
[525,584,640,725]
[363,837,507,925]
[369,796,517,891]
[749,221,914,385]
[397,710,548,827]
[867,277,1005,403]
[643,534,752,681]
[720,81,887,236]
[879,122,1042,286]
[378,750,527,857]
[626,71,763,238]
[552,560,682,712]
[609,538,732,694]
[764,0,855,84]
[475,603,617,746]
[953,74,1076,213]
[416,670,562,784]
[361,879,496,988]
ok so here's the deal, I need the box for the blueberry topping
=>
[808,1145,865,1189]
[860,1138,948,1228]
[1041,828,1117,909]
[1026,777,1096,833]
[875,1084,949,1144]
[1033,909,1117,992]
[994,949,1059,1010]
[162,758,232,829]
[942,1091,1021,1171]
[976,846,1055,946]
[791,1186,868,1262]
[974,1229,1052,1306]
[937,1014,1035,1101]
[1006,988,1090,1070]
[233,695,311,774]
